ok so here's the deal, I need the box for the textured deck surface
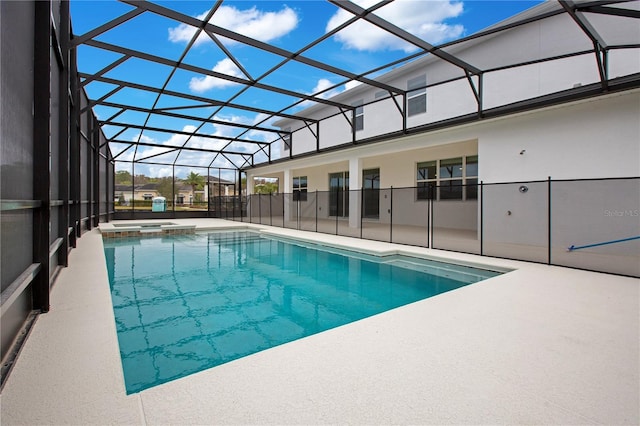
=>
[1,219,638,425]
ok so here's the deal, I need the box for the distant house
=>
[174,185,192,205]
[135,183,159,201]
[114,185,134,203]
[206,176,236,197]
[114,183,194,204]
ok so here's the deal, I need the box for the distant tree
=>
[115,170,132,185]
[133,174,149,185]
[184,171,205,199]
[156,177,173,199]
[254,182,279,194]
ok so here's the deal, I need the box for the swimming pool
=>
[103,231,501,394]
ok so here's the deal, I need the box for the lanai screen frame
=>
[73,0,640,186]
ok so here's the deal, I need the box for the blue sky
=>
[71,0,543,179]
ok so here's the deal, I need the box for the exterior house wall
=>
[250,90,639,234]
[252,3,639,246]
[257,90,640,189]
[477,90,640,183]
[277,7,640,159]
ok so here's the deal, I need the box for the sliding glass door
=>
[329,172,349,217]
[363,168,380,219]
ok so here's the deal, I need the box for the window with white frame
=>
[407,74,426,117]
[416,156,478,200]
[416,160,436,200]
[465,155,478,200]
[293,175,307,202]
[353,100,364,131]
[282,127,291,152]
[143,194,153,201]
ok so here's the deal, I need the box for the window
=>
[375,90,387,100]
[329,172,349,217]
[353,100,364,132]
[143,194,153,201]
[362,168,380,219]
[293,175,307,202]
[417,156,478,200]
[407,74,426,116]
[416,161,436,200]
[465,155,478,200]
[439,157,463,200]
[282,127,291,152]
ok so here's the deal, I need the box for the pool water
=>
[103,231,501,394]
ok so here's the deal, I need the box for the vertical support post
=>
[351,108,356,144]
[86,113,93,230]
[131,161,135,214]
[478,73,484,118]
[402,93,407,133]
[548,176,552,265]
[207,167,211,217]
[236,169,241,221]
[429,185,434,249]
[73,61,81,239]
[105,154,111,223]
[218,168,222,218]
[171,165,175,214]
[259,193,262,224]
[110,159,115,221]
[33,0,52,312]
[480,181,484,256]
[289,133,294,160]
[315,122,320,153]
[389,186,393,243]
[269,193,273,226]
[360,187,363,239]
[335,189,339,235]
[92,117,100,227]
[58,0,70,265]
[315,190,318,232]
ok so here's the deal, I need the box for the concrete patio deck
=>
[1,219,638,425]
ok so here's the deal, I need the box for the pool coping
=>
[99,222,197,238]
[1,218,638,425]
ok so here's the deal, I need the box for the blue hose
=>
[567,236,640,252]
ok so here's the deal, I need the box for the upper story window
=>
[375,90,387,100]
[293,175,307,202]
[407,74,426,117]
[282,127,291,152]
[353,100,364,131]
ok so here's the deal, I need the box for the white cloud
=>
[344,80,362,91]
[312,78,345,99]
[189,58,244,93]
[147,166,173,178]
[168,5,298,46]
[115,114,280,173]
[326,0,464,52]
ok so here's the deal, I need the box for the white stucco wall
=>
[478,90,640,182]
[250,90,639,240]
[275,7,640,161]
[257,91,639,188]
